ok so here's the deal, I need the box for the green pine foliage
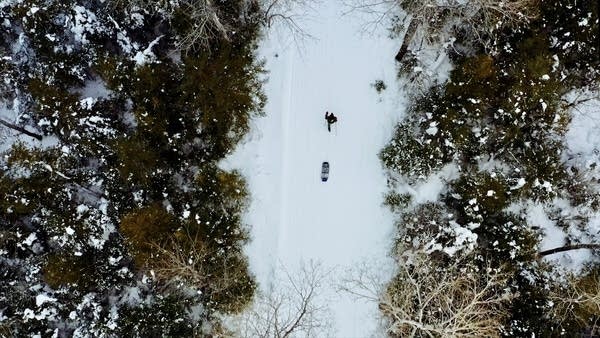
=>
[393,202,455,257]
[448,171,512,221]
[0,0,265,335]
[383,191,411,213]
[180,48,266,159]
[43,254,95,290]
[113,135,160,186]
[541,0,600,88]
[120,204,178,267]
[117,294,197,337]
[380,123,447,179]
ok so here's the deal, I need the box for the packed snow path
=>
[225,2,403,336]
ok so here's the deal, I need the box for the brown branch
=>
[375,251,512,337]
[235,261,332,337]
[0,118,43,140]
[539,244,600,257]
[395,18,418,62]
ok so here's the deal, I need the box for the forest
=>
[0,0,599,337]
[0,0,264,336]
[380,0,600,336]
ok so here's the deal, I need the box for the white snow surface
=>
[35,294,57,307]
[223,2,404,336]
[406,163,459,204]
[565,94,600,168]
[523,91,600,272]
[561,92,600,271]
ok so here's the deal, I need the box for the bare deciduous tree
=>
[342,251,513,337]
[346,0,539,61]
[110,0,232,52]
[548,271,600,334]
[174,0,232,52]
[234,261,333,338]
[254,0,318,48]
[260,0,313,28]
[151,232,251,308]
[110,0,319,52]
[151,234,214,289]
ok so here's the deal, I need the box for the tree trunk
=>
[538,243,600,257]
[395,19,418,62]
[0,118,43,140]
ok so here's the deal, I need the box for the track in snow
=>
[224,2,405,336]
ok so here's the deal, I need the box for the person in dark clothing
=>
[325,111,338,132]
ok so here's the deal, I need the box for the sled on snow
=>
[321,162,329,182]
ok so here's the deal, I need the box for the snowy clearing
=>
[223,1,405,336]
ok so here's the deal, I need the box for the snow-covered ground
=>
[546,93,600,271]
[223,1,405,336]
[511,92,600,273]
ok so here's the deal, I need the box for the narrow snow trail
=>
[224,1,404,336]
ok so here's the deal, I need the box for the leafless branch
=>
[150,231,249,304]
[255,0,319,51]
[346,0,539,61]
[109,0,232,52]
[548,272,600,334]
[234,260,333,338]
[379,251,512,337]
[338,259,390,303]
